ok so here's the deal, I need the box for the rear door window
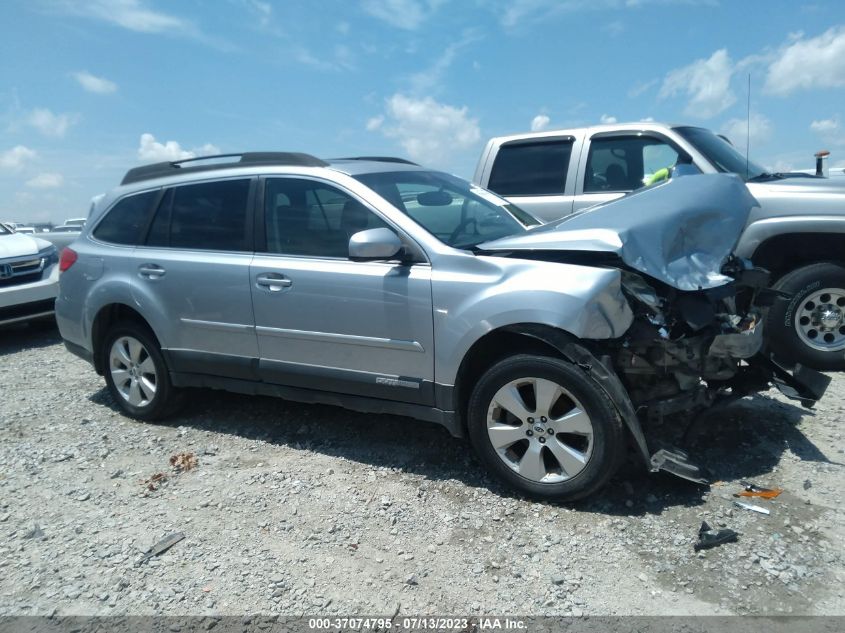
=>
[146,179,251,251]
[487,140,573,196]
[93,191,158,245]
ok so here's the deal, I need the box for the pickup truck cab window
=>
[584,135,680,193]
[487,139,573,196]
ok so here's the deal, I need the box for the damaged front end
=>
[480,174,831,483]
[614,260,829,483]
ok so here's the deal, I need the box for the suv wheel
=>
[102,323,181,420]
[467,354,625,502]
[766,262,845,371]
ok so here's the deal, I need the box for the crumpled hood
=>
[479,173,759,291]
[0,232,51,259]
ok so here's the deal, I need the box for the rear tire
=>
[766,262,845,371]
[467,354,625,502]
[101,322,181,421]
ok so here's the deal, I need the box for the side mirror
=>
[348,228,403,261]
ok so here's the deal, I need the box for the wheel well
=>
[753,233,845,279]
[453,326,568,430]
[91,304,157,374]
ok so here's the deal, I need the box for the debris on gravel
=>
[169,452,198,473]
[1,324,844,616]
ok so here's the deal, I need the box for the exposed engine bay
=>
[479,173,831,482]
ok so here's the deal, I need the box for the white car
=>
[0,223,59,326]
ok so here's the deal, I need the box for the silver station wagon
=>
[55,153,829,500]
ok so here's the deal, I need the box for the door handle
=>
[256,273,292,292]
[138,264,166,279]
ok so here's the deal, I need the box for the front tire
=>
[102,323,181,421]
[766,262,845,371]
[467,354,625,502]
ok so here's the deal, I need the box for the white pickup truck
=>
[474,122,845,371]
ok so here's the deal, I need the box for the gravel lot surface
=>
[1,323,844,617]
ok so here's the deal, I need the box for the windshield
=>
[674,126,767,180]
[354,170,538,249]
[0,223,10,235]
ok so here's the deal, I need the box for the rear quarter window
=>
[92,191,158,245]
[487,140,573,196]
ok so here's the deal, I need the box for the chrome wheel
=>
[109,336,157,407]
[486,377,593,483]
[794,287,845,352]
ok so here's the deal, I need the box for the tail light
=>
[59,247,78,272]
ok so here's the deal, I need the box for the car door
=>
[573,132,682,212]
[485,136,579,223]
[250,175,436,405]
[129,177,260,378]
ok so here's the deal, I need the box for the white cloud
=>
[73,71,118,94]
[810,116,845,146]
[295,44,355,71]
[0,146,36,170]
[721,113,772,147]
[659,49,736,119]
[27,108,77,138]
[599,114,618,124]
[498,0,717,28]
[410,30,480,93]
[602,20,625,37]
[765,26,845,96]
[245,0,272,27]
[530,114,550,131]
[628,77,658,98]
[366,115,385,131]
[362,0,429,30]
[25,173,64,189]
[500,0,581,27]
[60,0,190,34]
[771,159,795,173]
[368,94,481,166]
[810,117,839,134]
[137,133,220,162]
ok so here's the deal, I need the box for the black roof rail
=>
[121,152,328,185]
[331,156,420,166]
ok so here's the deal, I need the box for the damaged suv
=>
[56,153,829,500]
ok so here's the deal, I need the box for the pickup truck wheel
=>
[102,323,181,421]
[467,354,625,502]
[766,262,845,371]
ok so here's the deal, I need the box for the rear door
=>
[249,175,435,404]
[129,177,260,378]
[485,136,578,223]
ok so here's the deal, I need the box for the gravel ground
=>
[1,323,844,617]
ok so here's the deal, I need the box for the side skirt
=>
[169,371,463,438]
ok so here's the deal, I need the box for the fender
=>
[433,259,634,387]
[737,215,845,260]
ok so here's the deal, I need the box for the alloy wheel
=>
[485,377,594,483]
[109,335,157,407]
